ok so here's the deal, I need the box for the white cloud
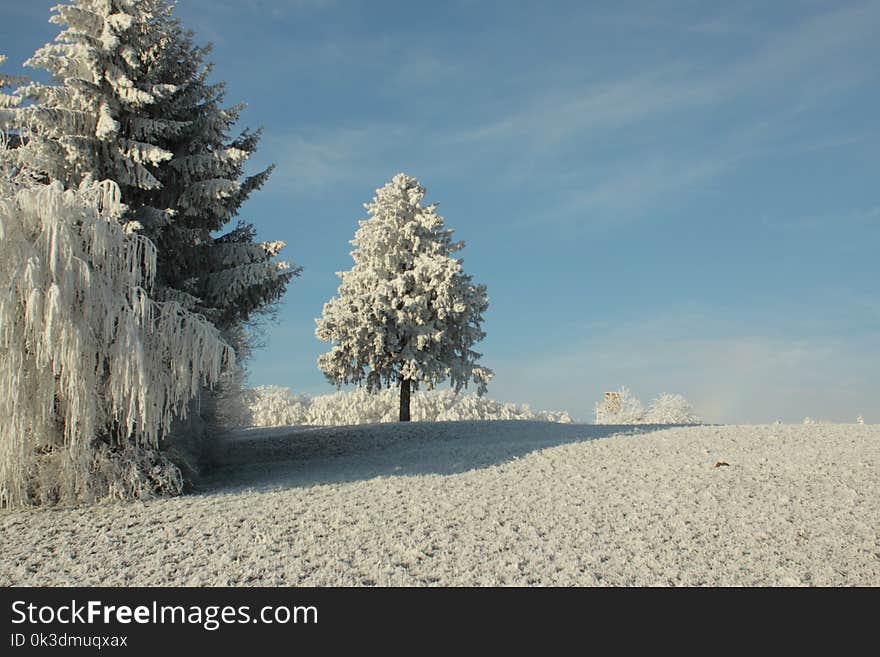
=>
[265,126,409,196]
[721,1,880,92]
[564,155,732,218]
[459,66,716,147]
[461,2,880,152]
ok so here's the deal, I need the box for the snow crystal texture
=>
[1,422,877,586]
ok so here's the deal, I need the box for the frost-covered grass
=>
[238,385,572,427]
[1,421,877,586]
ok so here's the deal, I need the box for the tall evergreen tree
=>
[14,0,297,338]
[124,21,299,335]
[16,0,176,191]
[316,173,492,422]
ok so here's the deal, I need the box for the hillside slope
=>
[2,422,877,586]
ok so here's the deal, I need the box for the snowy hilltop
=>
[3,421,877,586]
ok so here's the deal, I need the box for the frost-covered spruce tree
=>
[121,18,298,334]
[316,173,492,422]
[111,12,299,444]
[15,0,296,334]
[16,0,177,191]
[0,179,233,508]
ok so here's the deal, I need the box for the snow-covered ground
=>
[1,421,878,586]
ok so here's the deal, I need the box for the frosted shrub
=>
[645,393,701,424]
[594,387,700,425]
[242,385,313,427]
[594,386,645,425]
[235,386,572,427]
[0,181,232,508]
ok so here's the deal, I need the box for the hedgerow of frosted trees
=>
[238,386,573,427]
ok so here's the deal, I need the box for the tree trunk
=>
[399,377,411,422]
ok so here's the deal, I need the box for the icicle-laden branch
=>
[168,148,249,179]
[0,180,233,508]
[176,178,240,219]
[198,240,286,267]
[128,116,187,141]
[200,260,294,308]
[0,54,27,192]
[0,54,25,111]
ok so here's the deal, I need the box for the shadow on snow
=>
[202,420,677,493]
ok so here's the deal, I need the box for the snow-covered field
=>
[1,421,878,586]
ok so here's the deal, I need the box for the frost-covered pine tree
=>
[14,0,297,335]
[316,173,492,421]
[0,179,233,508]
[119,17,298,334]
[15,0,176,191]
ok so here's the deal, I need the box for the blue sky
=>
[2,0,878,423]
